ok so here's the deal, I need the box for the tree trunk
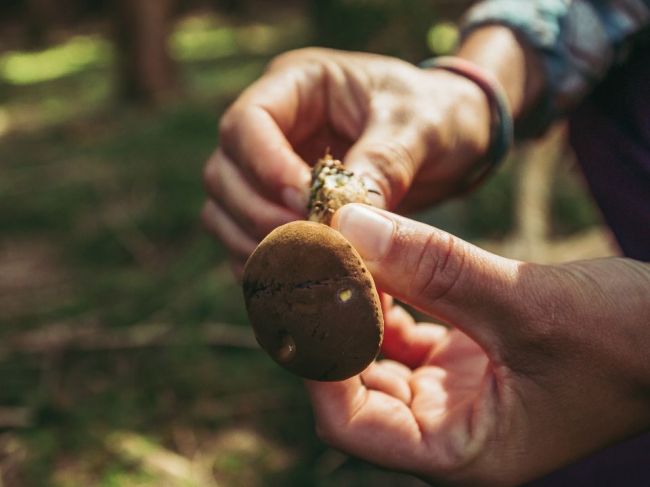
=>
[24,0,62,48]
[113,0,178,105]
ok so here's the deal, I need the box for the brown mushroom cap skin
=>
[242,220,384,381]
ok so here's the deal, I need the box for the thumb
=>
[343,119,426,210]
[331,204,528,354]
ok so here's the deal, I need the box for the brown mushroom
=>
[242,155,384,381]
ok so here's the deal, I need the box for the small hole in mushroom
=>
[338,288,353,302]
[276,334,296,363]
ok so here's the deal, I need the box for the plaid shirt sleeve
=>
[461,0,650,134]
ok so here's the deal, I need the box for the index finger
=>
[219,70,320,210]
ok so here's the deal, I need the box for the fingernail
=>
[282,186,308,215]
[335,204,394,261]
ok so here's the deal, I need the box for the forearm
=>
[456,25,545,122]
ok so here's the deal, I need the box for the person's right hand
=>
[202,48,491,274]
[306,204,650,486]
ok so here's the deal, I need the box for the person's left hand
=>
[201,48,491,276]
[306,204,650,486]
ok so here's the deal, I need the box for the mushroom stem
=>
[307,154,372,225]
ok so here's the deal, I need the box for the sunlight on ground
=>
[0,36,112,85]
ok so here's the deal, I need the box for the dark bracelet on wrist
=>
[419,56,514,192]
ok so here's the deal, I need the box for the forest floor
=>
[0,9,614,487]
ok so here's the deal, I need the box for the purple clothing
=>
[527,433,650,486]
[527,44,650,485]
[570,43,650,261]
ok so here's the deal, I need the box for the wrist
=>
[413,68,492,194]
[419,57,512,192]
[425,67,491,155]
[456,25,545,120]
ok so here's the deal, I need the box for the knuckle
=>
[371,139,412,167]
[410,231,466,305]
[362,141,414,205]
[387,104,415,127]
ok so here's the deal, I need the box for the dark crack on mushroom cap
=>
[242,221,383,381]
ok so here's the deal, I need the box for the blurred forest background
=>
[0,1,615,486]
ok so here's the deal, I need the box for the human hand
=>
[202,48,491,274]
[306,204,650,486]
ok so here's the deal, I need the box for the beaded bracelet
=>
[419,56,514,192]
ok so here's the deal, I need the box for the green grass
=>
[0,36,112,85]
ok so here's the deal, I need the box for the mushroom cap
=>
[242,221,383,381]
